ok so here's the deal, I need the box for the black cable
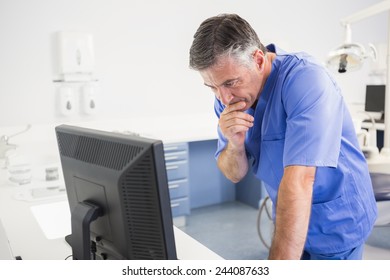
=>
[91,241,97,260]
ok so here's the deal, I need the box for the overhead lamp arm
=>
[343,24,352,44]
[340,0,390,26]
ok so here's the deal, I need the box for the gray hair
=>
[189,14,267,71]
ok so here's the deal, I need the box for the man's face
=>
[200,54,263,111]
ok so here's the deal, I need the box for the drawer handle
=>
[164,146,180,151]
[169,184,180,189]
[166,165,179,170]
[171,203,180,208]
[165,156,179,161]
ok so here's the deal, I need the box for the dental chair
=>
[370,171,390,227]
[354,114,390,227]
[371,173,390,202]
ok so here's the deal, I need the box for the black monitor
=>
[365,85,385,118]
[55,124,177,260]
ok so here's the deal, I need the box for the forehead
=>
[200,56,247,85]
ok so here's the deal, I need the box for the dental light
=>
[327,24,377,73]
[327,0,390,158]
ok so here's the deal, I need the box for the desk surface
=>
[0,170,222,260]
[0,218,13,260]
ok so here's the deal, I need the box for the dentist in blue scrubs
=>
[189,14,377,260]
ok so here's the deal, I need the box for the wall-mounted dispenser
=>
[57,31,95,82]
[53,31,99,118]
[81,83,98,115]
[58,85,76,116]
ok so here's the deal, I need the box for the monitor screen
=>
[365,85,385,115]
[55,124,177,260]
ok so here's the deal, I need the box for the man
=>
[189,14,377,260]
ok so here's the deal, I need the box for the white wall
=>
[0,0,387,127]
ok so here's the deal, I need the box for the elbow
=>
[229,175,243,184]
[216,160,246,183]
[223,171,246,184]
[230,178,240,184]
[216,150,248,184]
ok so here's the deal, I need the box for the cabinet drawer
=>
[163,142,190,218]
[166,160,188,180]
[168,178,189,199]
[164,151,188,162]
[170,197,190,217]
[164,142,188,153]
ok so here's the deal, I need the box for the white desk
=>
[0,169,222,260]
[0,114,222,260]
[0,218,13,260]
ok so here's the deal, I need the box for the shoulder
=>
[276,51,339,94]
[276,53,342,113]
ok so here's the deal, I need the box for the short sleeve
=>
[214,98,228,159]
[282,66,343,168]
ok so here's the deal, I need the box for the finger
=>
[220,116,254,130]
[224,124,251,136]
[221,110,254,124]
[223,101,246,114]
[219,120,254,141]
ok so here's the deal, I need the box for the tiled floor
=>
[180,201,269,259]
[180,201,390,260]
[364,226,390,259]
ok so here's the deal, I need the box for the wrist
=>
[226,141,246,155]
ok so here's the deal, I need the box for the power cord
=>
[257,196,273,250]
[64,241,97,260]
[91,241,97,260]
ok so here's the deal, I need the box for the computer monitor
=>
[55,124,177,260]
[365,85,385,118]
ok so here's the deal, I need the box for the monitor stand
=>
[65,201,102,260]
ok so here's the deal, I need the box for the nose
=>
[217,87,234,106]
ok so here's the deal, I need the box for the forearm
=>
[268,166,315,260]
[217,142,249,183]
[215,101,254,183]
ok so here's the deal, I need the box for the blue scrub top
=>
[214,44,377,254]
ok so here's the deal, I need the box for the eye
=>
[224,79,238,87]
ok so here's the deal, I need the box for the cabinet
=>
[163,139,262,223]
[163,142,190,225]
[188,140,263,209]
[188,140,235,208]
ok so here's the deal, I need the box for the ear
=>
[253,49,266,71]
